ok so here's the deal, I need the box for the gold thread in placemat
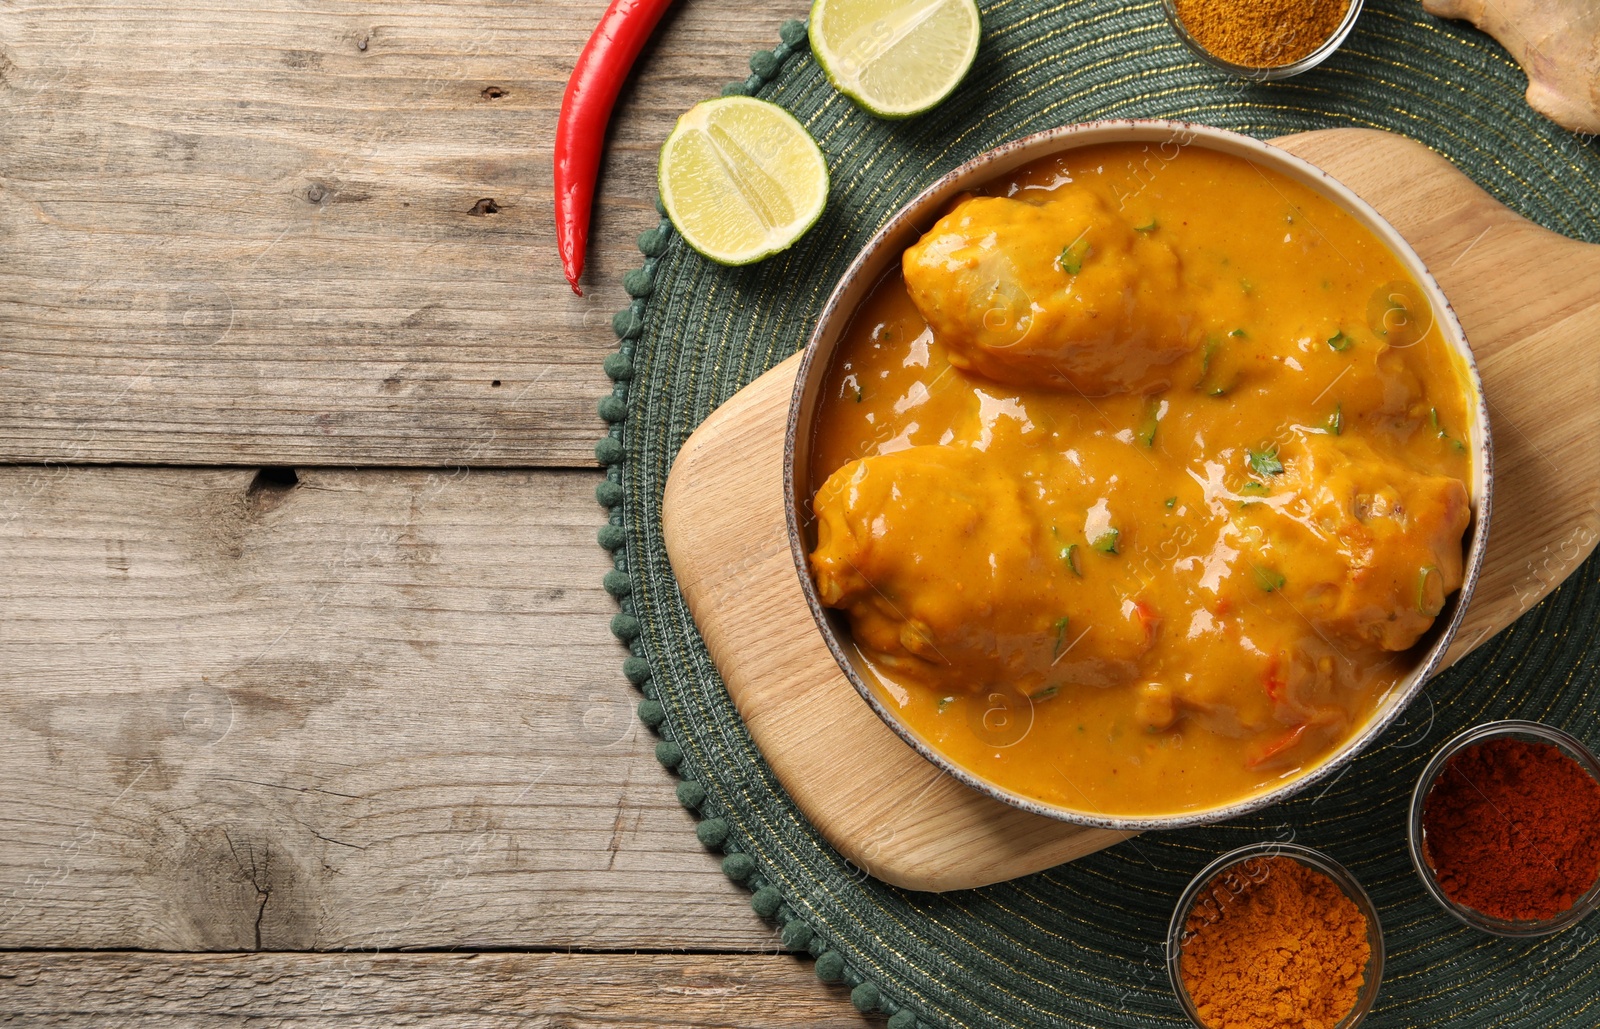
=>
[602,1,1600,1026]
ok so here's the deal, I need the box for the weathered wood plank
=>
[0,0,794,467]
[0,952,853,1028]
[0,465,773,950]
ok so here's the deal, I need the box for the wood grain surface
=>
[0,464,780,951]
[663,129,1600,891]
[0,0,790,467]
[2,0,820,1018]
[0,952,850,1028]
[2,0,1595,1021]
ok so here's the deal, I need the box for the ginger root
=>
[1422,0,1600,134]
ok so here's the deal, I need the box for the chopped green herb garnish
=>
[1247,444,1284,477]
[1134,218,1158,233]
[1377,296,1409,337]
[1252,565,1287,593]
[1195,336,1237,397]
[1327,330,1353,352]
[1137,399,1162,448]
[1059,237,1091,274]
[1052,616,1070,658]
[1030,685,1060,701]
[1164,497,1177,510]
[1429,407,1468,452]
[1417,566,1443,616]
[1326,403,1343,436]
[1195,323,1253,396]
[1240,481,1270,495]
[853,387,863,402]
[1061,544,1082,576]
[1240,279,1255,294]
[1092,529,1120,555]
[937,696,954,712]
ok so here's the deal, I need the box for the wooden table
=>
[0,2,858,1024]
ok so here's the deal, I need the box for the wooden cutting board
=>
[661,128,1600,893]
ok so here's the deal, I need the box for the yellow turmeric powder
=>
[1173,0,1351,68]
[1179,855,1369,1029]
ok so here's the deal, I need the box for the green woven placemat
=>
[593,3,1600,1025]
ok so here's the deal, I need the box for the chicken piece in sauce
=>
[810,443,1157,698]
[1227,430,1470,653]
[902,190,1197,397]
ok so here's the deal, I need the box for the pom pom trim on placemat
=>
[590,6,1600,1026]
[592,17,917,1026]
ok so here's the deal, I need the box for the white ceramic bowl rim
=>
[784,119,1494,832]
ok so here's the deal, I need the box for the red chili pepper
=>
[1246,724,1308,769]
[554,0,678,296]
[1132,599,1161,643]
[1262,653,1286,702]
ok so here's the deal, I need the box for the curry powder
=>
[1173,0,1350,68]
[1179,855,1369,1029]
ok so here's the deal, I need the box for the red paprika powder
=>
[1421,737,1600,922]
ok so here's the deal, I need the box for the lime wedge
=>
[658,97,829,267]
[810,0,982,119]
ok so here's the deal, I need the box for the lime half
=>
[810,0,982,119]
[658,97,829,267]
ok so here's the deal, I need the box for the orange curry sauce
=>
[806,142,1473,816]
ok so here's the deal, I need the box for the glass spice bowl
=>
[1160,0,1366,81]
[1166,842,1385,1029]
[1408,719,1600,937]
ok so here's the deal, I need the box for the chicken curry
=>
[806,142,1474,816]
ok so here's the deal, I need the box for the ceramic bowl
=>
[784,120,1493,832]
